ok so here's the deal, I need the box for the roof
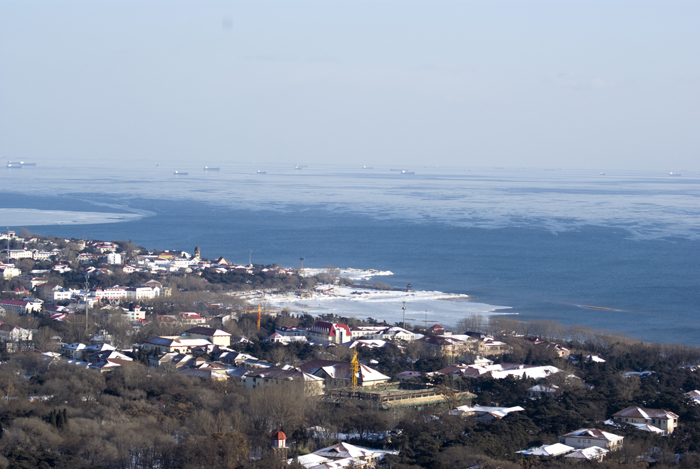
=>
[517,443,574,457]
[0,299,30,306]
[247,367,323,382]
[185,326,231,337]
[561,428,623,442]
[272,431,287,440]
[144,336,212,348]
[299,360,389,382]
[312,321,351,337]
[565,447,609,460]
[311,442,397,461]
[612,406,678,420]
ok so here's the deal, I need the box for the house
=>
[351,325,421,342]
[244,367,324,394]
[612,406,679,435]
[125,286,156,300]
[527,384,559,399]
[149,352,195,369]
[0,299,43,315]
[265,332,307,344]
[684,390,700,405]
[450,405,524,420]
[184,326,232,347]
[179,368,229,380]
[5,249,33,260]
[420,334,475,357]
[141,336,212,354]
[517,443,574,457]
[396,370,422,382]
[123,305,145,322]
[559,428,624,451]
[308,321,352,344]
[60,342,88,360]
[94,286,128,301]
[0,264,21,279]
[292,442,397,468]
[434,362,560,380]
[179,312,207,325]
[564,447,609,461]
[105,253,122,265]
[299,359,390,388]
[0,323,33,343]
[86,350,133,372]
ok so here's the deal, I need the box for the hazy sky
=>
[1,0,698,170]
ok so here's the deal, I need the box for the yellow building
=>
[612,406,679,435]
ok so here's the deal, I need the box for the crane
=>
[244,302,284,330]
[350,348,359,389]
[243,302,317,330]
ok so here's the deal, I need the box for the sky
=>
[1,0,698,170]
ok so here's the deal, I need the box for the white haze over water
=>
[1,162,699,241]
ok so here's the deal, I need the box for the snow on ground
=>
[301,267,394,281]
[264,285,513,329]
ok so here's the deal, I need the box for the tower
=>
[271,431,288,467]
[194,246,201,259]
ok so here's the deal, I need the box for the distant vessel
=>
[669,172,681,177]
[20,162,36,166]
[362,165,373,169]
[600,172,606,175]
[204,166,220,171]
[156,163,160,166]
[6,163,22,168]
[173,171,188,175]
[400,170,415,175]
[257,171,267,174]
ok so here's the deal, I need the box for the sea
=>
[1,160,698,345]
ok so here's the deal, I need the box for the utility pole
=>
[300,257,305,272]
[248,249,252,267]
[84,273,90,332]
[402,300,407,329]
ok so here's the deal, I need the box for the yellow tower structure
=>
[350,348,359,389]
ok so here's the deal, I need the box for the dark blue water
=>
[4,193,698,345]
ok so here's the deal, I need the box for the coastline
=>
[1,190,698,346]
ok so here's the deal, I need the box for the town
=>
[1,229,700,468]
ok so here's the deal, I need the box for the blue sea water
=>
[1,163,699,345]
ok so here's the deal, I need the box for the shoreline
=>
[260,284,513,329]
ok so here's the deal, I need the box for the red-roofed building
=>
[309,321,352,344]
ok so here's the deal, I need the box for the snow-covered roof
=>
[561,428,623,442]
[565,447,609,460]
[612,406,678,420]
[517,443,574,457]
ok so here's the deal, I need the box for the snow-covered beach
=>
[262,283,513,329]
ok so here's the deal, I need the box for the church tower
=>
[194,246,201,259]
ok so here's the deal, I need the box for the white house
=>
[105,252,122,265]
[0,264,21,279]
[559,429,623,451]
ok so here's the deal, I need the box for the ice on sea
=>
[0,208,144,226]
[3,163,698,240]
